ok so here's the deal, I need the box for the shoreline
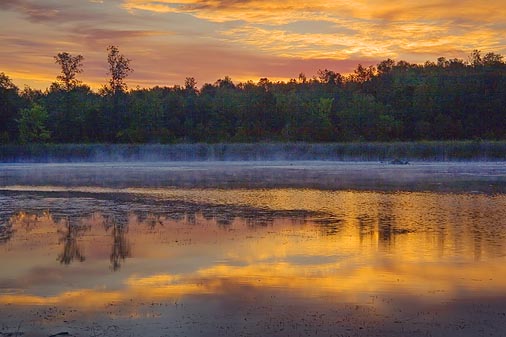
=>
[2,141,506,163]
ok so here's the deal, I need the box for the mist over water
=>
[2,142,506,163]
[2,161,506,193]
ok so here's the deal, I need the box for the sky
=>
[1,0,506,90]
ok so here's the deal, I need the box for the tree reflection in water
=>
[0,222,13,244]
[1,192,434,273]
[1,211,47,245]
[104,215,131,271]
[57,217,89,265]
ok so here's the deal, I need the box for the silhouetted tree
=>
[2,49,506,143]
[103,45,133,140]
[54,52,84,91]
[185,77,197,93]
[106,45,133,94]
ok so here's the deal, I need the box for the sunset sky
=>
[1,0,506,90]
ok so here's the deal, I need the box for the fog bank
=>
[1,142,506,163]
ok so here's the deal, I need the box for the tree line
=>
[1,47,506,143]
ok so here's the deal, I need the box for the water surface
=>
[1,162,506,336]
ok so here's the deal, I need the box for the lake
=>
[1,162,506,337]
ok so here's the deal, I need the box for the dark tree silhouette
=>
[106,45,133,94]
[2,49,506,144]
[0,72,20,142]
[185,77,197,92]
[54,52,84,91]
[102,45,133,139]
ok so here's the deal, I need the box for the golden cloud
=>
[122,0,337,24]
[121,0,506,62]
[122,0,506,24]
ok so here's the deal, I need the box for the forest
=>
[1,47,506,144]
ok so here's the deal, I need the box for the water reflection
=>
[103,216,131,271]
[0,222,13,244]
[1,190,506,267]
[0,188,506,336]
[57,217,88,265]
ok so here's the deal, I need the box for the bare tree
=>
[54,52,84,91]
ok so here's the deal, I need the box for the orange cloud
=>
[122,0,337,23]
[122,0,506,24]
[121,0,506,64]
